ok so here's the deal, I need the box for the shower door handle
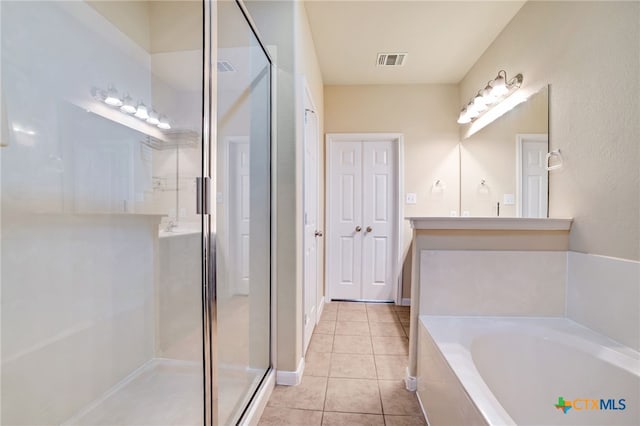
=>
[196,177,211,215]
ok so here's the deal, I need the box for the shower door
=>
[1,1,209,424]
[214,1,273,424]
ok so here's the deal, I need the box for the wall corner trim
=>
[404,367,417,391]
[276,357,305,386]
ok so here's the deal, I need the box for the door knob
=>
[314,230,323,237]
[355,226,362,232]
[366,226,372,233]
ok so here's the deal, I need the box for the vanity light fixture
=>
[458,70,523,125]
[91,86,172,131]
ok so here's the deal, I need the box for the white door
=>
[303,107,319,352]
[329,141,363,300]
[229,141,250,295]
[361,141,396,300]
[517,134,548,218]
[328,139,396,301]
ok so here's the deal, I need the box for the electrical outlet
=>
[405,193,417,204]
[450,210,458,217]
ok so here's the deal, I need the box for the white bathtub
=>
[418,316,640,426]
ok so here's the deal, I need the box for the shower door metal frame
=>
[203,0,275,424]
[202,0,215,424]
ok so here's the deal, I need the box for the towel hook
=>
[546,149,564,171]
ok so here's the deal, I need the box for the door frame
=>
[325,133,404,304]
[301,78,320,354]
[515,133,549,217]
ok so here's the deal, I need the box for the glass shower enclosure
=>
[0,1,272,424]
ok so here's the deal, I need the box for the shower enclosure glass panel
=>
[216,2,272,424]
[1,1,205,424]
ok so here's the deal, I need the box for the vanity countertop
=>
[406,217,573,231]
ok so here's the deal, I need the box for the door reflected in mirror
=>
[460,86,549,217]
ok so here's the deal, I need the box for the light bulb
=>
[473,92,486,107]
[120,94,136,114]
[147,110,160,125]
[481,84,497,104]
[472,96,488,112]
[157,115,171,130]
[134,102,149,120]
[104,86,123,107]
[490,75,508,97]
[468,104,480,118]
[457,108,472,124]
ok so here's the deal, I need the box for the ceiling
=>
[304,1,526,85]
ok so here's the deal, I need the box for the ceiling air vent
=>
[217,60,236,72]
[376,53,407,67]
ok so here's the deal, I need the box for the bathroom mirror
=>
[460,85,549,217]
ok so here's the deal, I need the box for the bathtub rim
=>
[419,315,640,426]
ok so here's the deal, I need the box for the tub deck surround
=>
[407,216,573,231]
[418,316,640,426]
[405,216,573,404]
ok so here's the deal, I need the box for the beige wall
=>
[149,1,201,53]
[295,1,326,304]
[459,1,640,261]
[87,1,201,54]
[324,84,460,298]
[87,0,151,51]
[244,0,298,373]
[245,0,326,374]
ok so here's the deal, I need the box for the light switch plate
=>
[405,193,417,204]
[503,194,515,205]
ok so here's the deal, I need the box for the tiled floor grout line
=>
[263,302,421,425]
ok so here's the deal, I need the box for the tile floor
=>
[259,302,426,425]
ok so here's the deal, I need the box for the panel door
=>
[229,141,251,295]
[329,141,363,300]
[303,108,319,352]
[521,139,548,218]
[361,141,396,301]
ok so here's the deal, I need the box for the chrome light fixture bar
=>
[91,85,171,131]
[458,70,523,124]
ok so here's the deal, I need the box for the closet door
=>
[361,141,396,301]
[329,141,363,300]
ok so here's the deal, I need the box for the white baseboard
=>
[317,297,325,321]
[276,357,305,386]
[240,369,275,426]
[401,298,411,306]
